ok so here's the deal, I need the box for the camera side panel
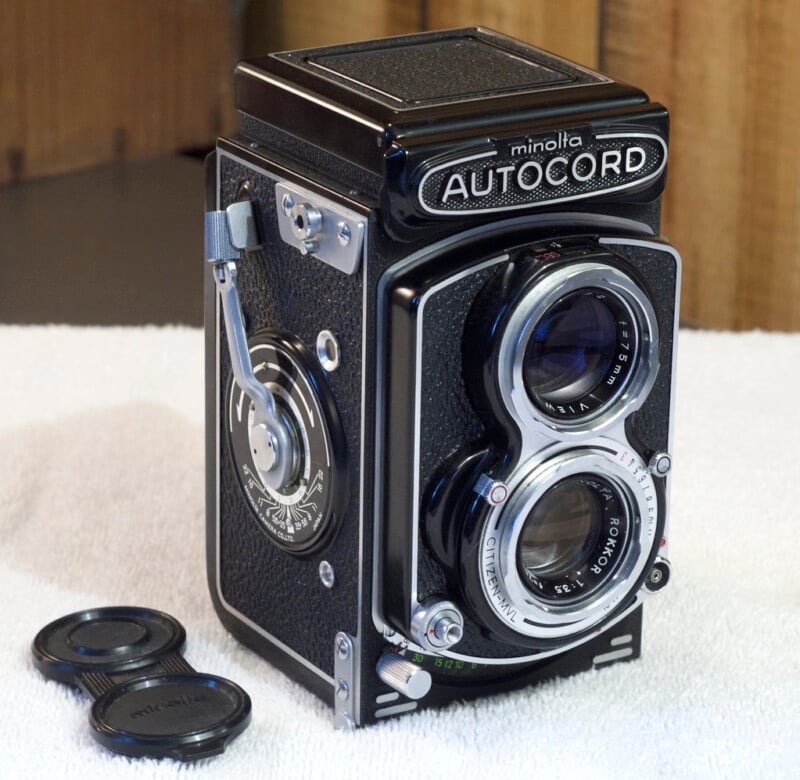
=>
[207,149,368,688]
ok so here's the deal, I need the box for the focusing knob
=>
[375,654,432,700]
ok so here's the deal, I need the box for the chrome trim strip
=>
[610,633,633,647]
[353,198,370,725]
[593,647,634,665]
[374,702,418,719]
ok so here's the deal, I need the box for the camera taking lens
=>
[516,474,628,602]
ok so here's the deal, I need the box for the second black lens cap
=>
[90,672,251,761]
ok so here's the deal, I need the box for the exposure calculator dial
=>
[227,330,347,554]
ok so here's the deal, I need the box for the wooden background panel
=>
[602,0,800,330]
[244,0,599,67]
[426,0,599,68]
[4,0,794,329]
[244,0,421,54]
[0,0,236,185]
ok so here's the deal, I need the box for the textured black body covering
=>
[206,27,679,726]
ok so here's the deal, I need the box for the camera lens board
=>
[227,330,346,555]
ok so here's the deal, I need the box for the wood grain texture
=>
[602,0,800,330]
[0,1,236,185]
[426,0,600,68]
[244,0,421,54]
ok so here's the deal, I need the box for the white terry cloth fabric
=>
[0,325,797,779]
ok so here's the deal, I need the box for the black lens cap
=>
[90,673,251,761]
[32,607,251,761]
[33,606,186,683]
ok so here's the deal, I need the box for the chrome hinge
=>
[205,201,296,491]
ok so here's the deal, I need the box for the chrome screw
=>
[649,452,672,476]
[336,634,351,660]
[319,560,335,589]
[336,221,351,246]
[645,558,671,593]
[281,192,294,216]
[336,678,349,701]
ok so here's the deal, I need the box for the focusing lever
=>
[205,203,296,491]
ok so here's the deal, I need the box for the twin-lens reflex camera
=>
[204,28,679,728]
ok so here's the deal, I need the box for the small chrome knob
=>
[376,653,432,700]
[648,451,672,476]
[433,616,463,645]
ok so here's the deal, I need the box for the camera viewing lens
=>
[495,262,659,431]
[523,289,627,411]
[517,474,629,603]
[525,292,616,402]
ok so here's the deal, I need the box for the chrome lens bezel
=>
[478,444,658,641]
[497,261,659,437]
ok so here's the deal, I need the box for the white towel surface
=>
[0,325,798,779]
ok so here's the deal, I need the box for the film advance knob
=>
[375,654,432,701]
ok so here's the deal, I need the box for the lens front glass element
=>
[517,474,630,603]
[523,288,635,420]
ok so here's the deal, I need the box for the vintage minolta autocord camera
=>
[204,28,679,728]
